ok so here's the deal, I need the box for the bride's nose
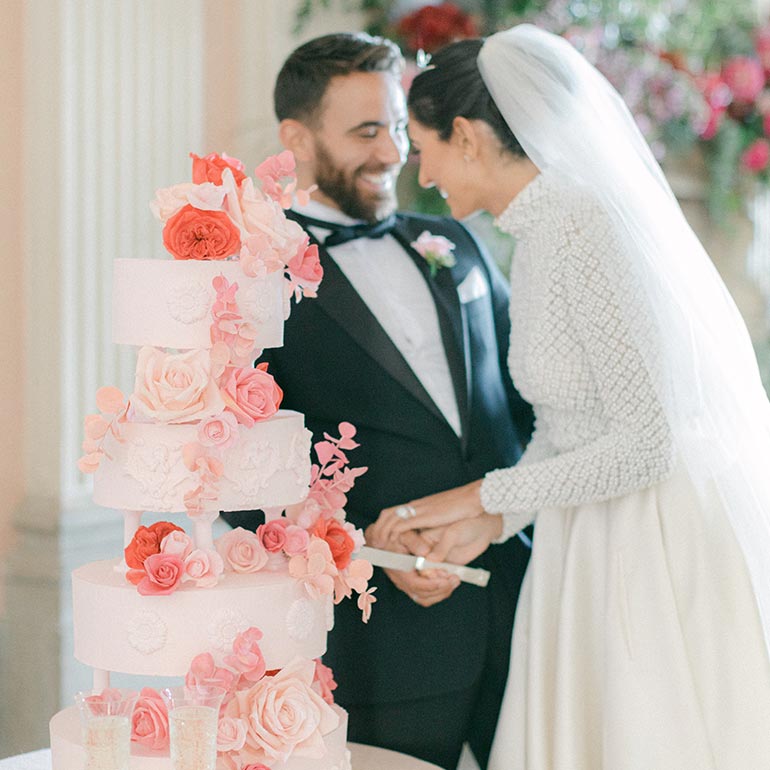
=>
[417,164,435,190]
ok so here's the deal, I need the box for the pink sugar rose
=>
[136,553,185,596]
[257,519,288,553]
[130,687,169,751]
[742,138,770,172]
[220,363,283,428]
[225,627,267,683]
[132,347,225,424]
[186,652,237,694]
[183,548,225,588]
[283,524,310,557]
[230,657,339,763]
[216,527,269,573]
[160,530,194,559]
[287,242,323,290]
[242,765,272,770]
[217,715,249,753]
[197,412,239,449]
[722,56,766,104]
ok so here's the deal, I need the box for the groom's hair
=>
[275,33,404,126]
[409,38,526,158]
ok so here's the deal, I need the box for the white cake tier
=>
[50,704,350,770]
[73,559,333,676]
[112,258,286,350]
[93,410,311,513]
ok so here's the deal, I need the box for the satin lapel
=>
[391,225,470,444]
[310,236,446,424]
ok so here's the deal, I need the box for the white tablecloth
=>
[0,744,442,770]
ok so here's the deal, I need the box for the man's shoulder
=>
[395,210,476,245]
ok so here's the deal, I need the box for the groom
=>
[225,33,532,770]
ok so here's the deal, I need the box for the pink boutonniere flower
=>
[411,230,456,276]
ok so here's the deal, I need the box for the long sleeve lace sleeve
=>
[483,203,674,539]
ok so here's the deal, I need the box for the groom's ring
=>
[395,504,417,520]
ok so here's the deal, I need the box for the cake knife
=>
[354,546,490,587]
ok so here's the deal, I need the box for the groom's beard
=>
[313,139,399,223]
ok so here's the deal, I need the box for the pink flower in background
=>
[132,347,225,424]
[135,553,185,596]
[312,659,337,705]
[197,412,240,449]
[183,548,225,588]
[220,363,283,427]
[742,138,770,171]
[159,530,194,560]
[231,657,339,762]
[756,25,770,74]
[217,715,249,753]
[258,519,288,553]
[186,652,237,694]
[216,527,269,573]
[190,152,247,186]
[722,55,766,103]
[130,688,169,750]
[225,627,267,683]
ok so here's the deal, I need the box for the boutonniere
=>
[411,231,456,277]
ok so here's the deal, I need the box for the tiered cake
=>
[49,152,374,770]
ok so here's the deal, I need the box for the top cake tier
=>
[112,259,285,350]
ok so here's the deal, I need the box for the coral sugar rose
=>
[190,152,247,186]
[221,363,283,427]
[312,517,355,570]
[163,204,241,261]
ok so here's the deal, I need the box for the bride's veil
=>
[479,24,770,651]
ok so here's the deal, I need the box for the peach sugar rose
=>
[132,347,225,424]
[131,687,169,751]
[162,203,241,261]
[227,658,339,763]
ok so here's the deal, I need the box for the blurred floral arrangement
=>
[297,0,770,217]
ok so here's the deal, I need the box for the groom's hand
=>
[364,524,461,608]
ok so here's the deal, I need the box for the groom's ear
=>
[451,116,480,161]
[279,119,315,163]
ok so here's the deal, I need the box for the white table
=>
[0,745,443,770]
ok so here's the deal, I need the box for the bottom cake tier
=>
[50,704,351,770]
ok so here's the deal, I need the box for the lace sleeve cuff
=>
[481,475,536,543]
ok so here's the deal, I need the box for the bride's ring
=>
[395,504,417,520]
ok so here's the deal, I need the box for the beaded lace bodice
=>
[480,171,674,541]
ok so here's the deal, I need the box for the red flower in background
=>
[396,2,478,54]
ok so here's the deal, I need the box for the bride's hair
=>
[408,39,526,157]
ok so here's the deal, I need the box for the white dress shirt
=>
[295,200,462,436]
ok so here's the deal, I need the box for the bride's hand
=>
[423,515,503,566]
[368,480,485,547]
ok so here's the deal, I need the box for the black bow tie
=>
[286,210,397,247]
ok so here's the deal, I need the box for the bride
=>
[370,25,770,769]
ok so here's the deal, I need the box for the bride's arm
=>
[481,204,674,537]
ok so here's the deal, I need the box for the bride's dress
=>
[483,170,770,770]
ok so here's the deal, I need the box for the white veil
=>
[479,24,770,651]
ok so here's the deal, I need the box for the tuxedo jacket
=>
[224,212,534,706]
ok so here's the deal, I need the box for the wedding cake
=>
[49,152,375,770]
